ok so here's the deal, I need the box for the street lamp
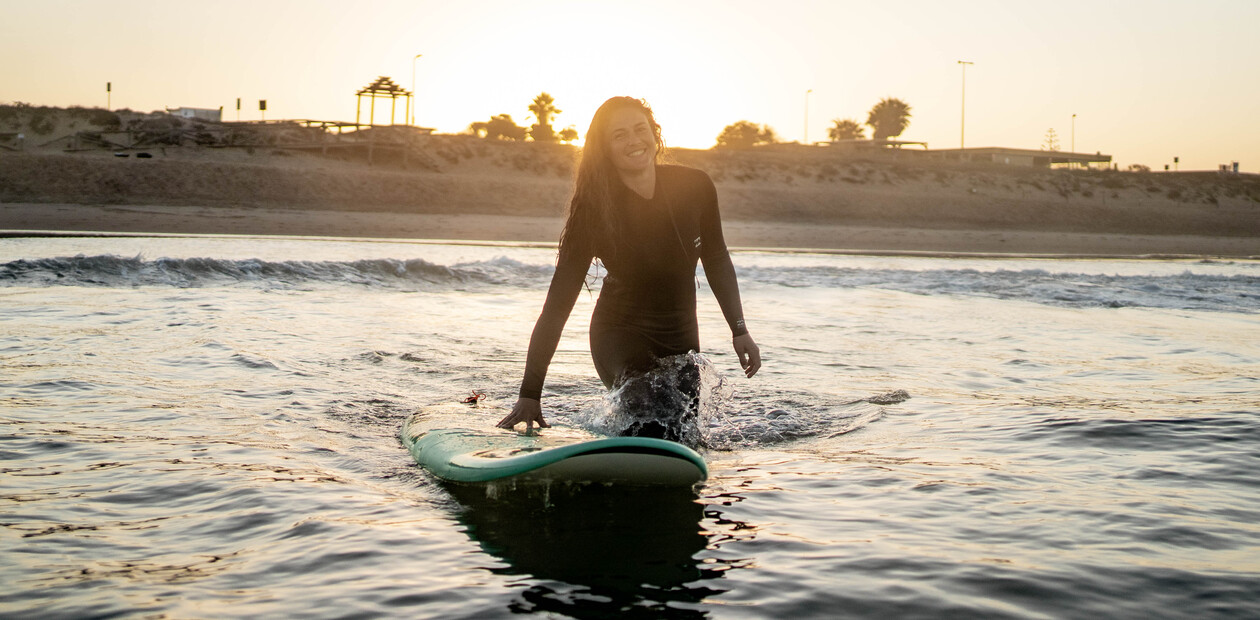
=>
[410,54,423,126]
[804,89,813,145]
[958,61,973,149]
[1071,113,1076,153]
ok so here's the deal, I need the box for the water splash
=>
[572,352,719,448]
[568,352,902,449]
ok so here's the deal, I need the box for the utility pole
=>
[106,82,111,110]
[958,61,973,149]
[1068,112,1078,168]
[411,54,423,126]
[804,89,813,145]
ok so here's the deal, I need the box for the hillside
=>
[2,105,1258,242]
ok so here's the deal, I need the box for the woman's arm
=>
[702,249,761,378]
[696,171,761,378]
[496,248,591,430]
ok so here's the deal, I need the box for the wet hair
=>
[559,96,665,259]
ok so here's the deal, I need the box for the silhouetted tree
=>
[529,92,560,126]
[528,92,560,142]
[470,114,526,141]
[1042,128,1060,151]
[715,121,778,148]
[558,126,579,143]
[865,98,912,141]
[828,118,865,141]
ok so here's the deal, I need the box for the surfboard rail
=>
[400,410,707,486]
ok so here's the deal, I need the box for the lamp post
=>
[804,89,813,145]
[1070,113,1077,169]
[410,54,422,126]
[958,61,973,149]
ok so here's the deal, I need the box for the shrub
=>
[29,112,56,135]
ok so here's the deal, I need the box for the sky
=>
[2,0,1257,172]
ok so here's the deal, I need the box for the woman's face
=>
[604,107,656,174]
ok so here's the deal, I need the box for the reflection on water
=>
[447,482,730,617]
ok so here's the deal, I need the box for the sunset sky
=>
[3,0,1256,172]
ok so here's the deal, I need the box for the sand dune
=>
[1,131,1257,257]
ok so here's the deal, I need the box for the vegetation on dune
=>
[1043,128,1061,152]
[468,92,577,144]
[828,119,865,141]
[467,114,527,141]
[865,97,912,141]
[526,92,560,143]
[715,121,779,149]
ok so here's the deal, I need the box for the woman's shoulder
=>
[657,164,714,188]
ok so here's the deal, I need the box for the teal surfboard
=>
[400,404,707,486]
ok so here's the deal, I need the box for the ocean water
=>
[2,235,1259,619]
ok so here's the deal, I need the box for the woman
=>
[496,96,760,438]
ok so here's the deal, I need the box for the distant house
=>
[928,147,1111,168]
[167,107,222,122]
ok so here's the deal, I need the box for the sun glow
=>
[3,0,1259,168]
[409,0,760,149]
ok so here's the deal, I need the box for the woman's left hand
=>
[733,333,761,378]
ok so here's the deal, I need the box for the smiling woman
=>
[496,96,761,441]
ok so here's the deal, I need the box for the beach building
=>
[927,147,1112,168]
[167,107,222,122]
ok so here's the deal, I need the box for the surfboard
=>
[400,403,707,486]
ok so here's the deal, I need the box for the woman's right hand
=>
[496,397,550,431]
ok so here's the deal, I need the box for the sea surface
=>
[2,235,1259,619]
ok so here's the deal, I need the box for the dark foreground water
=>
[2,236,1258,618]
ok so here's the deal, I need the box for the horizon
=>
[2,0,1257,173]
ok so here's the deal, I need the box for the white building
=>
[167,107,222,122]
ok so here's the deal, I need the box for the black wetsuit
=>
[519,165,748,404]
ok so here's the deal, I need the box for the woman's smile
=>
[606,107,657,174]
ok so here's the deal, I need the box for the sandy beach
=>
[3,202,1256,258]
[2,131,1258,257]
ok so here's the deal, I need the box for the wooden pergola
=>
[355,76,412,126]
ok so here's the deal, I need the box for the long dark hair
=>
[558,96,665,259]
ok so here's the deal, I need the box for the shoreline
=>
[2,203,1256,259]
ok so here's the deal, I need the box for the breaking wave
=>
[0,254,555,290]
[4,253,1258,313]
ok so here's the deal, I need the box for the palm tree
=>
[528,92,560,127]
[865,98,912,141]
[528,92,560,142]
[828,119,865,141]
